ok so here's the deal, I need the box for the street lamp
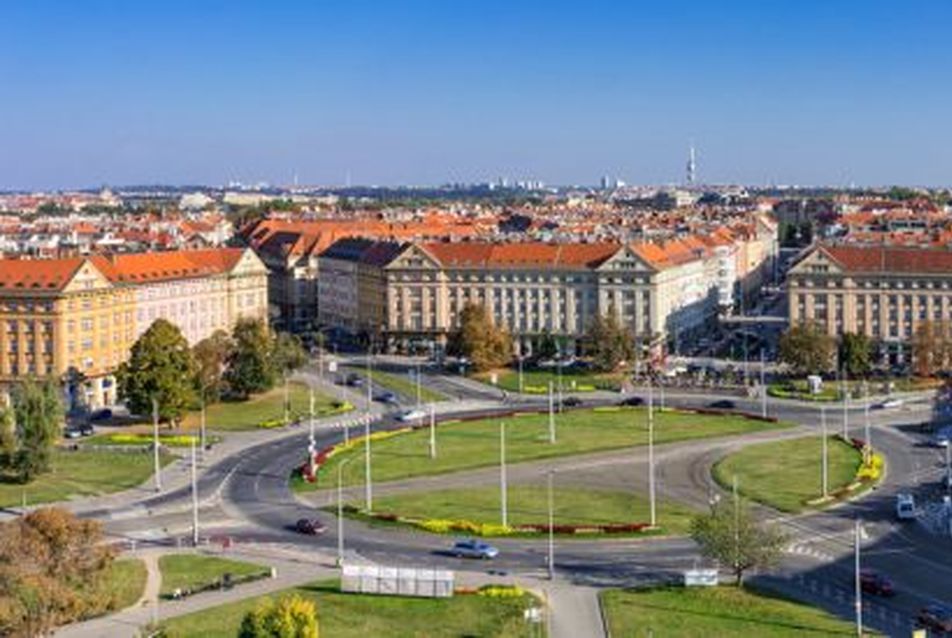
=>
[337,457,353,566]
[547,469,555,580]
[821,406,829,499]
[500,421,508,528]
[648,380,656,528]
[151,397,162,492]
[548,381,556,445]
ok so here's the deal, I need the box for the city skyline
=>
[3,1,952,190]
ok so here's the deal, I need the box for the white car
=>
[396,409,426,423]
[876,398,904,409]
[896,493,916,520]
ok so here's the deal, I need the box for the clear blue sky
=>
[2,1,951,190]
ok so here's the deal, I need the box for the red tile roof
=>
[821,244,952,273]
[0,257,86,291]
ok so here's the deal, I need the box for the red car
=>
[860,570,895,597]
[917,603,952,634]
[295,518,327,535]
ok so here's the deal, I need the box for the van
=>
[896,494,916,521]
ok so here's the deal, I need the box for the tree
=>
[239,595,319,638]
[912,321,952,377]
[193,330,233,403]
[9,381,63,482]
[839,332,871,378]
[778,321,835,376]
[445,304,512,373]
[225,318,276,399]
[272,332,307,378]
[0,508,115,636]
[690,497,788,586]
[536,330,559,361]
[586,313,635,373]
[117,319,195,425]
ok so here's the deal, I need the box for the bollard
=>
[271,566,278,579]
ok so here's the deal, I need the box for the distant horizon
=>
[3,1,952,190]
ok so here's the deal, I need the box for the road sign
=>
[328,361,338,373]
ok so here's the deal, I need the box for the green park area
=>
[366,368,448,403]
[160,580,537,638]
[0,448,174,508]
[712,436,863,513]
[300,407,787,489]
[100,559,148,611]
[159,554,271,598]
[356,485,699,536]
[180,382,351,432]
[475,367,622,393]
[601,586,861,637]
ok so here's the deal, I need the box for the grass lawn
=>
[180,382,351,432]
[101,558,148,611]
[0,449,174,508]
[601,586,861,637]
[476,367,622,393]
[298,407,788,489]
[357,485,699,536]
[712,436,862,513]
[367,369,448,403]
[161,580,536,638]
[158,554,271,597]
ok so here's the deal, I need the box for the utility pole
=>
[733,475,740,579]
[518,355,524,394]
[364,412,373,512]
[548,381,556,444]
[547,469,555,580]
[648,379,657,528]
[821,406,829,499]
[152,397,162,492]
[863,385,871,450]
[500,421,508,528]
[842,369,850,440]
[854,518,863,637]
[415,363,422,415]
[760,348,767,418]
[308,388,317,477]
[337,458,351,565]
[199,391,207,463]
[556,347,563,412]
[190,437,199,546]
[429,403,437,459]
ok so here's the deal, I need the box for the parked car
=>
[859,569,895,597]
[875,398,904,410]
[618,396,645,407]
[345,373,364,387]
[63,427,83,440]
[77,422,94,436]
[932,427,952,448]
[560,397,583,408]
[396,409,426,422]
[896,493,916,521]
[917,603,952,634]
[707,399,736,410]
[374,391,399,404]
[450,539,498,559]
[295,518,327,535]
[89,408,113,422]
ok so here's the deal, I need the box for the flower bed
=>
[298,427,413,482]
[805,437,884,506]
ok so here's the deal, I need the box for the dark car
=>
[917,603,952,634]
[345,373,364,387]
[707,399,736,410]
[77,422,94,436]
[295,518,327,535]
[560,397,583,407]
[618,396,645,407]
[859,569,895,597]
[374,391,399,404]
[89,408,113,422]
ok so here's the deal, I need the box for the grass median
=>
[601,585,860,637]
[0,448,175,508]
[160,580,536,638]
[712,436,863,513]
[474,367,622,393]
[159,554,271,598]
[366,369,448,403]
[346,485,699,536]
[296,407,789,490]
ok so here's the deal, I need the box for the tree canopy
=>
[778,321,835,376]
[446,303,513,372]
[585,313,635,372]
[239,594,319,638]
[911,320,952,377]
[838,332,871,377]
[192,329,233,402]
[117,319,195,425]
[7,380,63,482]
[225,318,276,399]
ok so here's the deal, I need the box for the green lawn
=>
[476,368,622,393]
[0,449,174,508]
[160,580,537,638]
[158,554,271,597]
[300,407,787,489]
[367,368,448,403]
[601,586,861,637]
[181,382,351,432]
[712,436,862,513]
[101,558,148,611]
[358,485,699,535]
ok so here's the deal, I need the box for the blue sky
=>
[1,1,951,189]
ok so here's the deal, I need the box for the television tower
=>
[686,143,697,186]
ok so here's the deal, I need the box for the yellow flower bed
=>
[478,585,526,598]
[105,433,199,447]
[856,451,884,482]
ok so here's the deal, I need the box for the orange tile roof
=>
[422,242,622,269]
[821,244,952,273]
[90,248,247,284]
[0,257,86,291]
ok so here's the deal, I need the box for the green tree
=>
[838,332,871,378]
[238,595,319,638]
[192,330,233,403]
[778,321,835,376]
[690,497,788,586]
[117,319,195,426]
[272,332,308,377]
[10,381,63,482]
[225,318,275,399]
[0,406,16,470]
[536,330,559,361]
[0,508,115,636]
[446,303,513,373]
[586,313,635,373]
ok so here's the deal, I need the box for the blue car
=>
[450,539,499,559]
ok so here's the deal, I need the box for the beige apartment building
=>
[788,244,952,364]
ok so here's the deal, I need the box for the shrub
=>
[478,585,526,598]
[257,418,285,429]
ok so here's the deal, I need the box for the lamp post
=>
[548,381,556,444]
[199,389,208,463]
[842,369,850,440]
[547,469,555,580]
[151,397,162,492]
[500,421,508,528]
[190,437,199,546]
[364,413,373,512]
[760,348,767,418]
[429,403,437,459]
[821,406,829,499]
[648,379,656,528]
[854,518,863,637]
[337,458,353,566]
[518,355,525,394]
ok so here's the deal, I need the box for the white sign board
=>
[341,564,454,598]
[807,375,823,395]
[327,361,338,373]
[683,568,719,587]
